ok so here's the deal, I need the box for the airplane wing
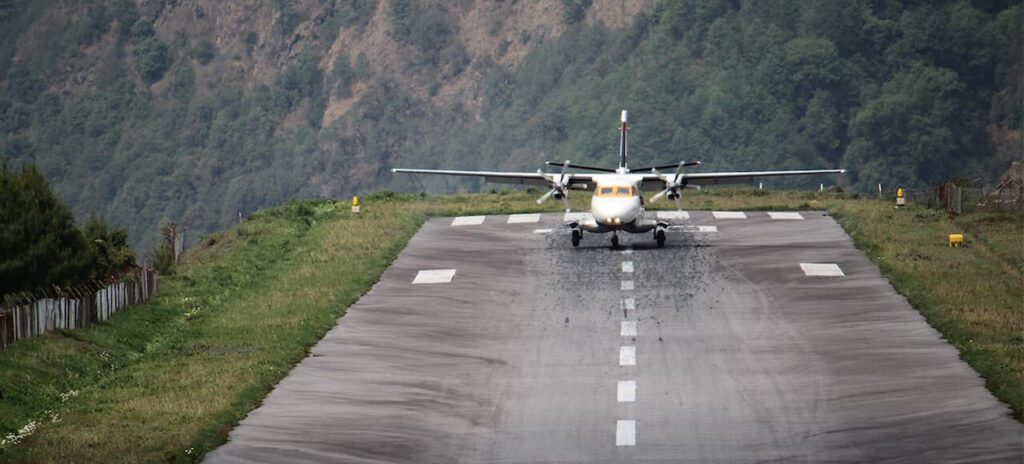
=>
[634,168,845,191]
[392,168,596,189]
[677,169,846,186]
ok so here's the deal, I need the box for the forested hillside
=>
[0,0,1019,252]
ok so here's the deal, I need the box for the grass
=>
[0,189,1020,462]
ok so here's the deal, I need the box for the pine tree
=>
[0,161,92,294]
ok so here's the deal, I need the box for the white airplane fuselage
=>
[577,174,660,235]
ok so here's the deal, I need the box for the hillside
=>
[0,0,1020,252]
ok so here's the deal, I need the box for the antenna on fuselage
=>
[618,110,628,172]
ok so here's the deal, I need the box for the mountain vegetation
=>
[0,0,1019,253]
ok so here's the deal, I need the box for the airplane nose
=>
[595,200,639,225]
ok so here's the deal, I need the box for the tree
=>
[0,161,92,294]
[133,37,170,83]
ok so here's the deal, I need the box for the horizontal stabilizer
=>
[630,161,702,173]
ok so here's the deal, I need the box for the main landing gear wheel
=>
[655,229,666,248]
[571,229,581,247]
[611,234,619,249]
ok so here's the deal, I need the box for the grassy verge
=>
[0,190,1019,462]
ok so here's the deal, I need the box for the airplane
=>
[393,110,845,248]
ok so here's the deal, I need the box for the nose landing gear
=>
[611,234,619,249]
[571,228,581,247]
[654,226,667,248]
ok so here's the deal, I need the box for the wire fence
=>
[0,268,158,350]
[888,185,1020,217]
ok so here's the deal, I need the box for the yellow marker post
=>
[949,234,964,247]
[352,196,361,215]
[896,188,905,208]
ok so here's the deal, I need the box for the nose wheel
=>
[655,228,666,248]
[571,229,581,247]
[611,234,619,249]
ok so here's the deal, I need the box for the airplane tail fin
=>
[619,110,628,170]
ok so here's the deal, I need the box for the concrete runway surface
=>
[205,211,1022,463]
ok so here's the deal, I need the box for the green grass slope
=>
[0,190,1020,462]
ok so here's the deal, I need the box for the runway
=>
[205,211,1022,463]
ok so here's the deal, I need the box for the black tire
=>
[611,235,619,248]
[571,229,581,247]
[656,229,666,248]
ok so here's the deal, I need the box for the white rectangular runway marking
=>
[669,225,718,233]
[621,248,633,254]
[712,211,747,219]
[616,420,636,446]
[451,216,485,226]
[619,346,636,366]
[800,263,845,276]
[412,269,457,284]
[768,212,804,220]
[620,321,637,336]
[621,281,634,291]
[623,298,635,310]
[564,212,592,221]
[621,261,634,273]
[617,381,637,402]
[507,214,540,223]
[656,211,690,220]
[532,229,552,234]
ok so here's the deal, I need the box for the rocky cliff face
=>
[1,0,1019,253]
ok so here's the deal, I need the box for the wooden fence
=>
[0,268,158,350]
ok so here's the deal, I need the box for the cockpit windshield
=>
[595,185,637,197]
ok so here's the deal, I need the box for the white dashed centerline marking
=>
[619,346,636,366]
[768,212,804,220]
[451,216,485,226]
[712,211,747,219]
[656,211,690,220]
[800,263,845,276]
[617,381,637,402]
[621,248,633,254]
[620,321,637,336]
[532,229,553,234]
[621,281,634,291]
[621,261,634,273]
[564,212,592,221]
[616,420,636,446]
[507,213,540,223]
[411,269,457,284]
[623,298,635,310]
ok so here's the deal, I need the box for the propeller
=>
[650,160,701,211]
[537,159,572,212]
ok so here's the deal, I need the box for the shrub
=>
[150,241,176,275]
[134,37,170,82]
[192,41,215,65]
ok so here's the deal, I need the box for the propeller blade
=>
[673,194,683,211]
[650,189,670,203]
[560,193,570,212]
[536,189,555,204]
